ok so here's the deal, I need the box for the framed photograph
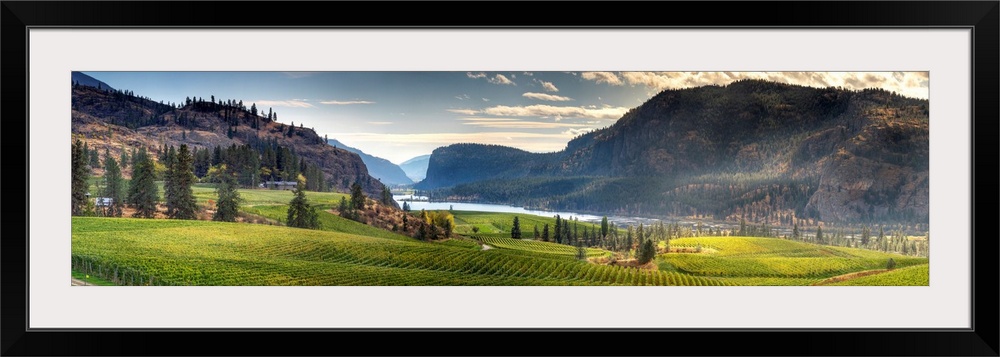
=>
[4,1,997,356]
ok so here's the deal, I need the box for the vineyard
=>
[450,211,607,236]
[660,237,929,283]
[72,217,728,286]
[476,236,610,258]
[825,264,929,286]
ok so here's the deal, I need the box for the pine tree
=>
[511,216,521,239]
[542,224,550,242]
[815,226,824,245]
[213,167,242,222]
[381,186,393,206]
[170,144,198,219]
[533,225,540,240]
[637,239,655,265]
[126,147,159,218]
[71,139,90,216]
[554,215,562,244]
[286,175,319,229]
[163,146,178,216]
[350,182,366,210]
[792,222,800,241]
[601,216,609,238]
[101,150,125,217]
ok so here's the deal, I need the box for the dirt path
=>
[481,244,492,251]
[812,269,890,286]
[71,278,94,286]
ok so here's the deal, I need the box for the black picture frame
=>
[3,1,997,356]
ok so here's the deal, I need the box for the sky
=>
[82,71,930,164]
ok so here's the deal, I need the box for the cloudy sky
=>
[83,71,929,164]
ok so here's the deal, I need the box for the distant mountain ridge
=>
[327,139,412,185]
[399,155,431,182]
[72,72,114,91]
[419,80,929,226]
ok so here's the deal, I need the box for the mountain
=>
[399,155,431,182]
[70,82,388,198]
[419,80,929,226]
[72,72,114,91]
[327,139,412,185]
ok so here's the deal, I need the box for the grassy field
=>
[71,270,116,286]
[659,237,928,285]
[825,264,929,286]
[72,217,729,286]
[476,236,610,258]
[71,189,929,286]
[450,210,609,236]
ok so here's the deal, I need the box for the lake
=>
[394,195,672,227]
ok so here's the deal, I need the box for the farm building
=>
[260,180,297,190]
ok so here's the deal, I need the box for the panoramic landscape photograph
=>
[70,71,930,286]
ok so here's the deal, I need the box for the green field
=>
[660,237,928,285]
[72,217,728,286]
[476,236,610,258]
[825,264,929,286]
[450,210,608,236]
[71,192,929,286]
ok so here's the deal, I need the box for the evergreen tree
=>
[511,216,522,239]
[163,146,178,216]
[71,139,90,216]
[542,224,550,242]
[860,226,871,246]
[533,225,540,240]
[350,182,366,210]
[886,258,896,270]
[89,148,101,168]
[402,201,410,212]
[119,149,130,171]
[338,196,354,220]
[792,222,800,241]
[381,186,393,206]
[286,175,319,229]
[576,242,587,261]
[554,215,563,244]
[637,239,656,265]
[601,216,609,238]
[126,147,159,218]
[101,150,125,217]
[212,167,242,222]
[815,225,824,245]
[169,144,198,220]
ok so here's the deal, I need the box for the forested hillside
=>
[421,80,929,226]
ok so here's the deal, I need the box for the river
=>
[393,195,676,228]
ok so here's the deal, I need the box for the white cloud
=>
[538,80,559,92]
[455,94,470,100]
[460,117,588,129]
[522,92,573,102]
[489,74,516,85]
[523,72,534,76]
[337,131,582,154]
[613,71,929,100]
[447,109,480,115]
[320,100,375,105]
[253,100,314,108]
[482,98,490,102]
[482,104,628,120]
[466,72,486,79]
[367,121,393,125]
[581,72,623,85]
